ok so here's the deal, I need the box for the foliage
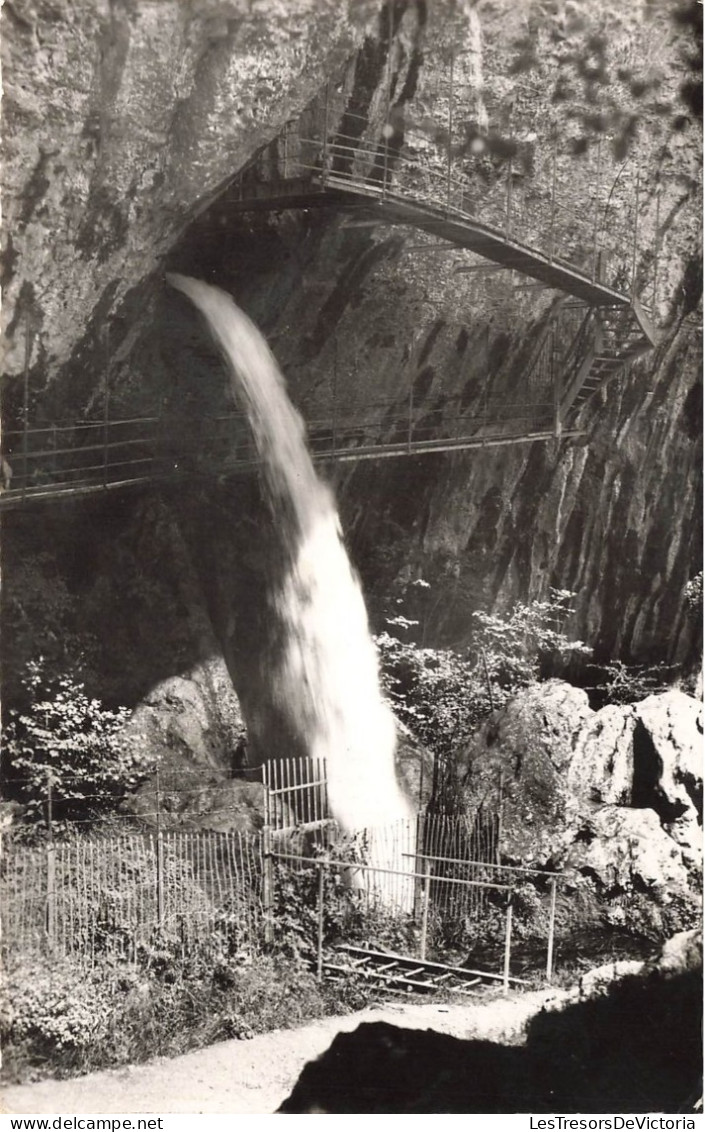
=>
[587,660,678,706]
[271,839,418,962]
[3,660,152,826]
[376,588,591,758]
[0,946,368,1085]
[0,956,114,1059]
[685,571,703,611]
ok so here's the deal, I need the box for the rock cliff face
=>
[1,0,702,740]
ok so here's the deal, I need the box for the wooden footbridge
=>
[2,53,659,511]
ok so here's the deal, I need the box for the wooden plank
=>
[336,944,528,985]
[322,963,481,997]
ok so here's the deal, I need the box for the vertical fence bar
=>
[155,769,164,930]
[631,167,640,294]
[316,861,325,980]
[45,775,56,950]
[591,138,603,281]
[505,165,513,237]
[322,81,330,179]
[22,319,31,500]
[546,877,558,984]
[420,857,432,960]
[548,135,558,261]
[383,0,393,199]
[503,889,513,991]
[652,181,661,312]
[407,374,414,453]
[446,51,454,214]
[102,325,110,488]
[262,761,274,950]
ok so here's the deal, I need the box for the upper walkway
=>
[3,68,660,510]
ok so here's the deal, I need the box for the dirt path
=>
[2,972,639,1116]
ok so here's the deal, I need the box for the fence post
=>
[407,376,414,453]
[46,774,56,949]
[22,318,31,501]
[502,889,513,992]
[102,325,110,488]
[591,138,603,281]
[420,857,432,960]
[332,334,339,455]
[546,877,558,984]
[322,81,330,180]
[382,0,393,199]
[262,826,274,946]
[316,861,325,980]
[652,181,661,312]
[155,767,164,930]
[446,51,454,214]
[261,764,274,945]
[548,135,557,262]
[631,167,641,294]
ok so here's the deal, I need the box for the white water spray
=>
[167,276,413,891]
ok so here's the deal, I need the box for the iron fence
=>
[1,759,560,987]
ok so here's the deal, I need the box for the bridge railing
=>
[1,384,563,502]
[264,102,640,295]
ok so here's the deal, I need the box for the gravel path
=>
[0,990,557,1114]
[1,963,640,1115]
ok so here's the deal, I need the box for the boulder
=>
[460,681,702,937]
[567,703,635,807]
[462,680,594,864]
[564,806,693,902]
[120,656,247,778]
[632,690,703,858]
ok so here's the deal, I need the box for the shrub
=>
[3,660,153,826]
[376,588,591,759]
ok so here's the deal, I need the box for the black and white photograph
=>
[0,0,702,1117]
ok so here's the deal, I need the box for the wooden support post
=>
[548,135,557,262]
[262,764,274,946]
[505,165,513,237]
[546,877,558,984]
[552,325,562,439]
[102,326,110,488]
[496,769,504,865]
[316,861,325,981]
[652,181,661,312]
[156,767,164,930]
[591,138,602,281]
[383,2,393,200]
[22,319,31,501]
[407,376,414,454]
[46,774,56,949]
[503,890,513,992]
[631,167,641,295]
[332,335,339,454]
[322,81,330,180]
[420,857,432,960]
[446,52,454,215]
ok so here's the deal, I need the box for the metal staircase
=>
[555,297,658,430]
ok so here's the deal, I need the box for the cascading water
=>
[167,275,413,901]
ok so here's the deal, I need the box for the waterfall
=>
[167,275,413,869]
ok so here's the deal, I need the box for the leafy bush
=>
[587,659,677,705]
[376,588,591,759]
[0,945,368,1084]
[1,956,113,1062]
[3,660,152,826]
